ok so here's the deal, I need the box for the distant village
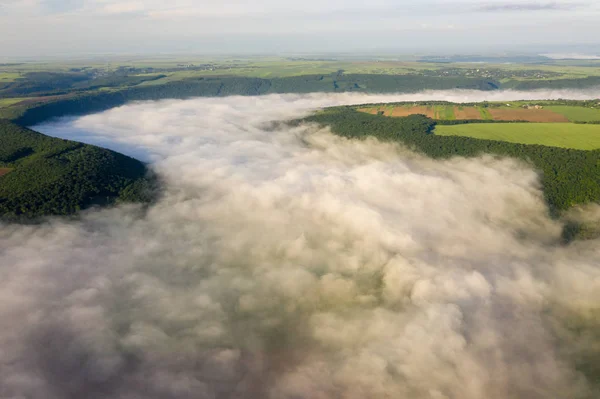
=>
[421,67,562,80]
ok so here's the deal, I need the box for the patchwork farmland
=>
[358,103,600,123]
[356,101,600,150]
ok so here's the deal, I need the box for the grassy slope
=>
[435,123,600,150]
[442,106,455,120]
[0,120,154,219]
[478,107,493,120]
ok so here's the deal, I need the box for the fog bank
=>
[2,92,600,398]
[36,88,600,161]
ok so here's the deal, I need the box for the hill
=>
[3,57,600,125]
[0,120,155,220]
[4,74,499,126]
[302,108,600,217]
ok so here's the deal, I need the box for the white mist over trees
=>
[2,93,600,398]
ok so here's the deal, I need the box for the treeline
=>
[435,119,532,125]
[0,121,155,220]
[503,76,600,90]
[303,108,600,214]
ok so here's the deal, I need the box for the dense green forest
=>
[302,108,600,216]
[3,68,598,101]
[0,120,155,220]
[0,71,499,99]
[0,71,167,97]
[4,70,600,125]
[8,74,500,125]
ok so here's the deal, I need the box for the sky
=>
[0,0,599,58]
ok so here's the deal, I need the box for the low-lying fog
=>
[2,90,600,398]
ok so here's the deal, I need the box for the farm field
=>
[3,56,600,82]
[360,105,458,119]
[545,106,600,122]
[435,123,600,150]
[359,104,600,122]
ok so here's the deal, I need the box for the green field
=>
[435,123,600,150]
[546,106,600,122]
[440,106,455,120]
[3,56,600,82]
[479,107,493,120]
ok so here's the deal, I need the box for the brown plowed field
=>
[0,168,13,177]
[390,106,436,118]
[358,107,379,115]
[488,108,569,122]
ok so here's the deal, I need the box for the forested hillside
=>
[0,120,155,220]
[5,71,600,125]
[303,108,600,215]
[0,71,167,97]
[8,74,498,125]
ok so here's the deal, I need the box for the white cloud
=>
[1,92,597,397]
